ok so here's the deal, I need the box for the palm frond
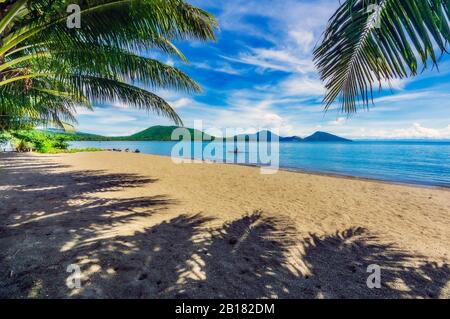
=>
[0,0,216,127]
[314,0,450,113]
[66,75,183,125]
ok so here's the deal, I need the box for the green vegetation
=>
[10,130,69,153]
[0,131,12,144]
[127,126,213,141]
[314,0,450,113]
[57,125,213,141]
[1,130,101,153]
[62,132,114,142]
[0,1,217,129]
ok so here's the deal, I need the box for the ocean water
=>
[69,140,450,187]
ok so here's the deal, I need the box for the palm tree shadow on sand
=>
[173,213,450,299]
[1,154,449,298]
[0,154,173,297]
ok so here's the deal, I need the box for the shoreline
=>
[223,161,450,190]
[276,166,450,191]
[68,138,450,189]
[93,150,450,190]
[3,149,449,189]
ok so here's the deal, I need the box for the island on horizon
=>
[48,125,353,143]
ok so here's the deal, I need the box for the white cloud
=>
[389,123,450,139]
[328,117,347,126]
[203,0,338,44]
[215,0,337,75]
[373,91,450,104]
[192,61,242,75]
[224,48,316,74]
[215,65,242,75]
[277,75,325,97]
[74,105,94,115]
[264,113,283,123]
[109,101,130,109]
[180,93,292,134]
[166,58,175,67]
[170,98,193,109]
[355,123,450,139]
[76,123,142,137]
[378,77,408,90]
[289,30,315,53]
[97,115,137,124]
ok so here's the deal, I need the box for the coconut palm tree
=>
[0,0,217,129]
[314,0,449,113]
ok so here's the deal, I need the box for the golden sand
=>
[1,152,449,298]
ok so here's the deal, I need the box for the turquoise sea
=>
[70,140,450,187]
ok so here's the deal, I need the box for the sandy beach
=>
[1,151,449,298]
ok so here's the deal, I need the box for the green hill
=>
[224,130,351,142]
[61,126,212,141]
[68,132,114,141]
[127,126,212,141]
[303,131,352,142]
[61,126,351,142]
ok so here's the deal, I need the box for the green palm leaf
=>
[0,0,217,129]
[314,0,450,113]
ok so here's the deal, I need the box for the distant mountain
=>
[60,126,351,142]
[303,131,352,142]
[57,125,212,141]
[280,136,303,142]
[227,130,279,142]
[44,129,112,141]
[228,130,351,142]
[127,125,212,141]
[68,132,113,141]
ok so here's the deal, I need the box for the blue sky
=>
[75,0,450,139]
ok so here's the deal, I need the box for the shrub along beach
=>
[0,130,101,153]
